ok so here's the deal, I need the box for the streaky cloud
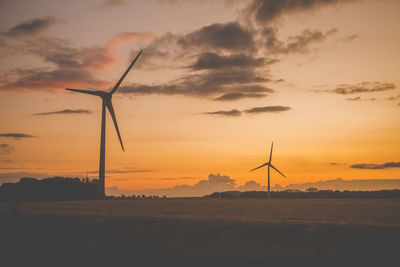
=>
[333,82,396,95]
[203,109,242,117]
[34,109,93,116]
[215,92,267,101]
[244,105,291,114]
[2,17,58,37]
[0,133,35,139]
[247,0,358,24]
[190,52,268,70]
[350,162,400,170]
[346,96,375,101]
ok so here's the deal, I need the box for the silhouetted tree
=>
[305,187,318,192]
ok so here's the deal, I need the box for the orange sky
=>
[0,0,399,194]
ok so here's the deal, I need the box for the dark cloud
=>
[333,82,396,95]
[34,109,93,116]
[244,105,291,114]
[337,34,358,43]
[137,22,259,72]
[246,0,356,24]
[119,68,272,100]
[263,27,338,54]
[346,96,375,101]
[0,133,35,139]
[284,28,337,53]
[178,22,255,52]
[190,52,269,70]
[350,162,400,170]
[203,105,291,117]
[2,17,57,37]
[0,144,13,155]
[203,109,242,117]
[214,92,267,101]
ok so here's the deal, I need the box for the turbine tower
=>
[66,50,142,199]
[250,142,286,198]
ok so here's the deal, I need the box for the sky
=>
[0,0,399,195]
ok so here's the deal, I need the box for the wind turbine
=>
[66,50,142,199]
[250,142,286,198]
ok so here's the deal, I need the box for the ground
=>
[0,199,399,266]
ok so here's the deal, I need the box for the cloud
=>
[2,17,58,38]
[346,96,375,101]
[190,52,269,70]
[203,105,291,117]
[237,180,265,191]
[178,22,255,52]
[34,109,93,115]
[0,31,154,93]
[203,109,242,117]
[246,0,357,24]
[0,144,13,155]
[387,94,400,101]
[244,105,291,114]
[0,68,110,93]
[119,68,273,100]
[214,92,268,101]
[350,162,400,170]
[0,133,35,139]
[263,27,338,54]
[109,173,238,197]
[332,82,396,95]
[337,34,358,43]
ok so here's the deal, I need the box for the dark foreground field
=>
[1,199,399,266]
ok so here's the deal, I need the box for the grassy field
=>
[1,199,399,266]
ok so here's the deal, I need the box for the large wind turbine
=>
[250,142,286,198]
[66,50,142,199]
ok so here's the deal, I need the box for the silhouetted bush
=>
[0,177,103,201]
[205,189,400,199]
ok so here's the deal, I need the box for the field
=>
[1,199,399,266]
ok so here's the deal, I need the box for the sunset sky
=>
[0,0,399,194]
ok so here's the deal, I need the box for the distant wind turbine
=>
[250,142,286,198]
[66,50,142,199]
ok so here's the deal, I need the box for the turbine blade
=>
[66,88,101,96]
[269,142,273,163]
[270,164,286,178]
[105,99,124,151]
[250,163,268,172]
[110,50,142,95]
